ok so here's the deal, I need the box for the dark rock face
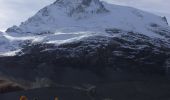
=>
[0,31,169,84]
[55,0,101,6]
[162,16,169,25]
[82,0,93,6]
[5,25,22,33]
[55,0,108,16]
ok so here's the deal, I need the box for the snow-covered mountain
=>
[6,0,168,36]
[0,0,170,91]
[6,0,108,35]
[0,0,169,54]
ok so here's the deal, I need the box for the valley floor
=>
[0,79,170,100]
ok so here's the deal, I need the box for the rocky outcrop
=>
[162,16,169,25]
[0,79,24,93]
[0,31,169,84]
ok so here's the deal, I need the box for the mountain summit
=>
[54,0,108,15]
[6,0,168,37]
[6,0,109,35]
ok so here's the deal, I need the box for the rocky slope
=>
[0,0,170,92]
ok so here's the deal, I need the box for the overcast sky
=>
[0,0,169,31]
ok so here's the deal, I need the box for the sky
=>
[0,0,169,31]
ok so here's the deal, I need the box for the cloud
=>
[0,0,169,31]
